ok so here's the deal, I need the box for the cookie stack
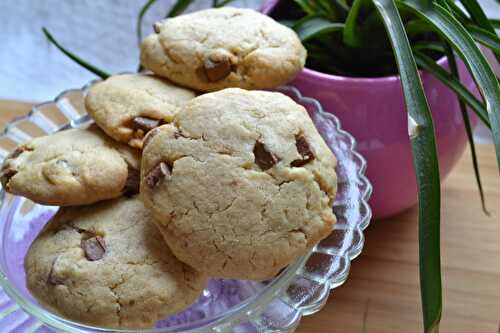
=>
[0,8,337,330]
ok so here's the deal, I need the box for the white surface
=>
[0,0,497,102]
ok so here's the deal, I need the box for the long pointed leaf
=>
[42,28,109,79]
[165,0,194,18]
[399,0,500,170]
[413,40,445,53]
[214,0,235,7]
[444,0,470,24]
[371,1,442,331]
[458,0,496,34]
[467,25,500,56]
[405,19,433,35]
[442,42,489,215]
[343,0,366,47]
[293,0,316,15]
[491,19,500,29]
[293,16,345,42]
[414,51,491,129]
[136,0,159,47]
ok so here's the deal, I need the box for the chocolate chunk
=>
[130,116,160,133]
[81,236,106,261]
[10,146,29,159]
[291,134,315,167]
[203,57,232,82]
[153,22,161,33]
[145,162,171,188]
[253,141,278,171]
[0,168,17,188]
[123,166,140,196]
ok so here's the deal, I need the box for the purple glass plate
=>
[0,84,371,333]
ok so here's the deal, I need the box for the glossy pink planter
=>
[263,1,478,219]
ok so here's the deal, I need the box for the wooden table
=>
[1,101,499,333]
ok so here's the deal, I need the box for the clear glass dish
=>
[0,84,372,333]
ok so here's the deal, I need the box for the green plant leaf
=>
[136,0,159,47]
[458,0,500,63]
[293,0,316,15]
[371,1,442,330]
[343,0,366,47]
[413,40,446,53]
[444,0,470,24]
[293,15,345,42]
[279,20,296,28]
[166,0,194,18]
[399,0,500,170]
[405,19,433,35]
[213,0,235,7]
[42,27,110,79]
[414,51,491,129]
[467,25,500,56]
[330,0,350,19]
[490,18,500,29]
[442,42,490,215]
[458,0,496,34]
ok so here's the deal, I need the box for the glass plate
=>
[0,84,372,333]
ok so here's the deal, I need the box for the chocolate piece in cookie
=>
[141,7,307,91]
[141,88,337,280]
[291,133,315,167]
[0,126,140,206]
[253,141,278,171]
[81,236,106,261]
[85,74,195,149]
[130,116,161,133]
[145,162,171,188]
[25,197,207,329]
[204,56,232,82]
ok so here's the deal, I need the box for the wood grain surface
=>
[1,101,499,333]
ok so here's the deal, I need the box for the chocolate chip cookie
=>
[85,74,195,149]
[140,7,306,92]
[140,88,336,280]
[0,126,140,206]
[25,196,207,329]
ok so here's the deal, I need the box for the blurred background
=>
[0,0,497,101]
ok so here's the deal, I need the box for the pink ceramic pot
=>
[262,0,478,219]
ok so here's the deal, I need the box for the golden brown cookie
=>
[25,196,207,329]
[140,7,306,92]
[140,88,336,280]
[0,126,140,205]
[85,74,195,149]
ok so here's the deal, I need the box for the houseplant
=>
[263,1,479,220]
[40,0,499,331]
[263,1,500,331]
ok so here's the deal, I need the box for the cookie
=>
[25,196,207,329]
[140,88,336,280]
[140,7,306,92]
[85,74,195,149]
[0,126,140,206]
